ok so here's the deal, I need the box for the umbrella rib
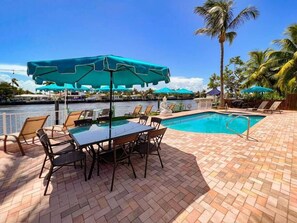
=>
[115,65,146,84]
[36,69,58,76]
[75,65,94,83]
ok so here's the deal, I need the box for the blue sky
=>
[0,0,296,92]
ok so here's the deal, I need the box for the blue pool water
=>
[162,112,265,134]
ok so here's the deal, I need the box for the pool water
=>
[162,112,265,134]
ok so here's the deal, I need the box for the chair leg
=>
[84,157,87,181]
[39,155,48,178]
[110,163,117,191]
[144,152,149,178]
[16,139,25,156]
[97,151,100,176]
[129,156,137,179]
[157,150,164,168]
[44,166,53,195]
[3,135,8,153]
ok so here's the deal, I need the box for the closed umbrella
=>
[241,86,273,93]
[28,55,170,130]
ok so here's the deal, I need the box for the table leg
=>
[88,145,96,180]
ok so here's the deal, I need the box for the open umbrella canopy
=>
[28,55,170,88]
[241,86,273,93]
[36,83,90,92]
[206,88,220,96]
[154,87,175,94]
[175,88,194,95]
[28,55,170,130]
[95,85,132,92]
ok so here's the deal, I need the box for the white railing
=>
[0,110,68,135]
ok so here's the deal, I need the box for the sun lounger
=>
[262,101,282,114]
[0,115,49,155]
[140,105,153,116]
[246,101,269,111]
[125,105,142,117]
[45,111,83,138]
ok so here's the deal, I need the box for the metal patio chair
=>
[0,115,49,155]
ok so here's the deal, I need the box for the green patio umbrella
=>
[36,83,90,110]
[28,55,170,130]
[175,88,194,95]
[95,85,132,92]
[154,87,175,94]
[241,86,273,93]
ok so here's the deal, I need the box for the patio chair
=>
[45,111,83,138]
[246,101,269,111]
[97,108,110,123]
[138,115,149,125]
[74,118,93,127]
[168,104,175,112]
[140,105,153,116]
[150,117,162,129]
[263,101,283,114]
[80,110,93,119]
[38,131,87,195]
[109,133,138,191]
[0,115,49,156]
[125,105,142,117]
[134,128,167,178]
[36,128,76,178]
[138,117,162,143]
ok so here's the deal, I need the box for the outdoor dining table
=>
[68,120,155,179]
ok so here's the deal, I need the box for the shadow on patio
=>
[1,140,210,222]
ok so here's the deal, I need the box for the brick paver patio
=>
[0,110,297,223]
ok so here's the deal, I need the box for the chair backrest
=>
[150,117,162,129]
[37,131,55,162]
[74,118,93,127]
[100,108,110,117]
[258,101,269,109]
[18,115,49,141]
[144,105,153,115]
[139,115,149,125]
[113,133,139,159]
[132,105,142,116]
[81,110,93,119]
[147,128,167,148]
[63,111,83,130]
[269,101,282,110]
[168,104,175,111]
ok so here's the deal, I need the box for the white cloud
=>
[0,64,27,75]
[0,73,37,92]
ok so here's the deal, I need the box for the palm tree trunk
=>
[220,42,225,107]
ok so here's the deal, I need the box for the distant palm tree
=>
[270,24,297,93]
[244,50,276,88]
[11,78,19,87]
[194,0,259,106]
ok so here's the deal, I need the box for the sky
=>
[0,0,296,93]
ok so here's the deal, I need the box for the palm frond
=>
[273,39,297,52]
[228,6,259,30]
[225,31,237,44]
[285,23,297,46]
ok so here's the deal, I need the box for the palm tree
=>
[194,0,259,106]
[11,78,19,87]
[243,49,276,88]
[271,24,297,93]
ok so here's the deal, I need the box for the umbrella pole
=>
[109,71,113,130]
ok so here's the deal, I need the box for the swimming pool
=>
[162,112,265,134]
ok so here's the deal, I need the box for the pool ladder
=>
[226,114,258,141]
